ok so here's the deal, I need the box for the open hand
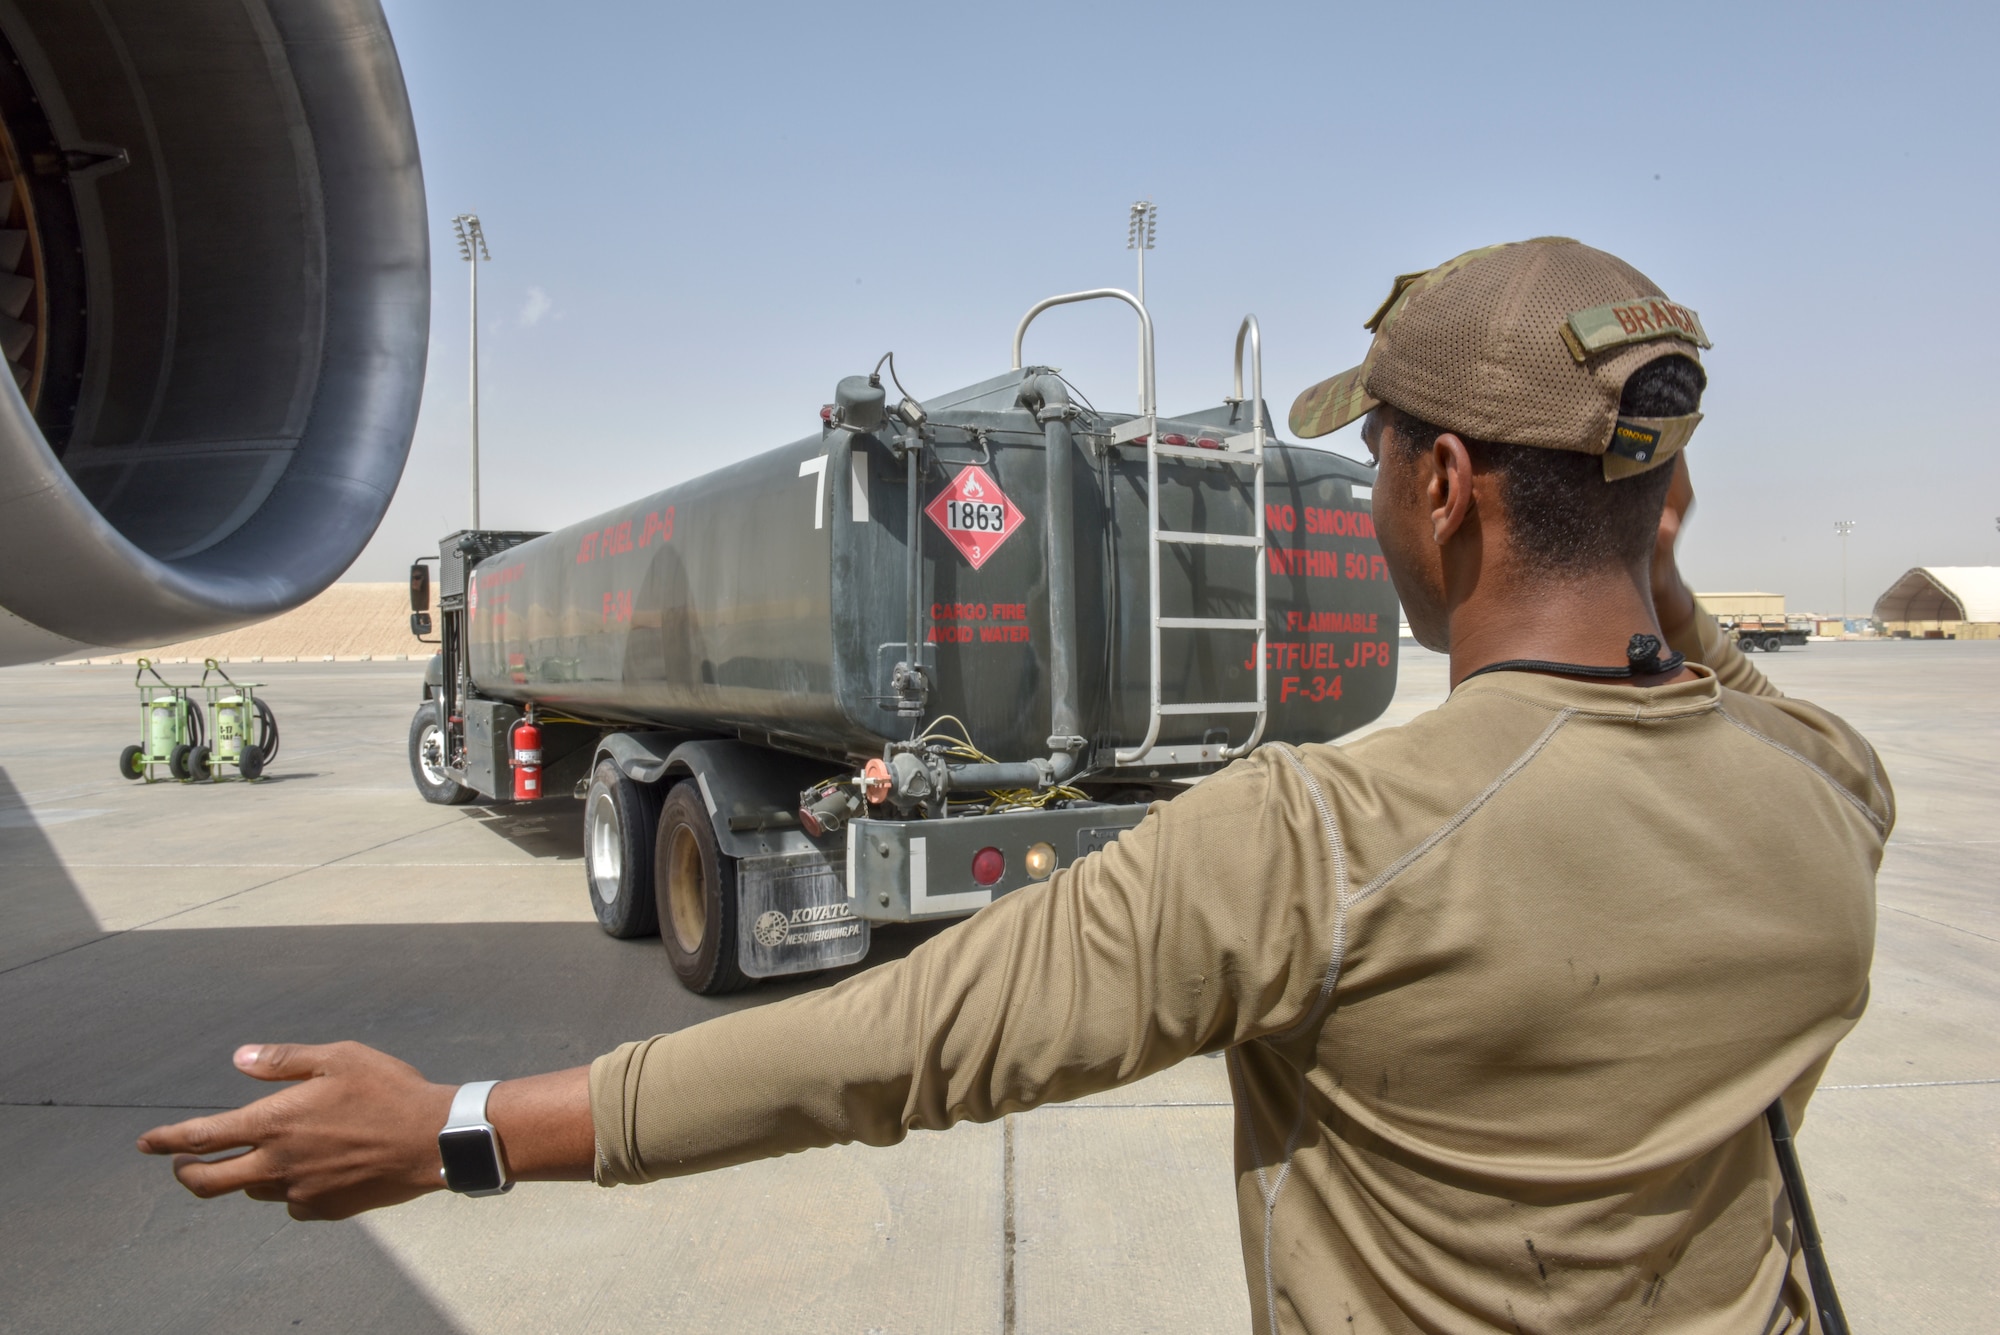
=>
[137,1043,453,1221]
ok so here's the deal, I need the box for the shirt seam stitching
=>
[1464,684,1720,721]
[1355,708,1578,904]
[1716,706,1889,834]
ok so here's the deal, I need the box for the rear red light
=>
[971,847,1005,886]
[1196,437,1222,449]
[1161,433,1188,446]
[819,404,834,421]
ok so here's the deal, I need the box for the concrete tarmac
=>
[0,641,1992,1332]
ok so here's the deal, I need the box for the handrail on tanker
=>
[1012,288,1156,420]
[1221,313,1268,761]
[1230,314,1264,434]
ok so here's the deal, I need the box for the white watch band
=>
[445,1079,502,1130]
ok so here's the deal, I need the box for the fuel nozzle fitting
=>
[798,780,863,838]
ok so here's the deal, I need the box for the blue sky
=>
[357,0,1999,617]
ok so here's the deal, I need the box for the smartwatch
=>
[437,1080,513,1196]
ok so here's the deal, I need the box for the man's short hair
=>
[1383,354,1706,576]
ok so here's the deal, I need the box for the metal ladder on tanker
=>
[1110,316,1270,767]
[1009,293,1270,768]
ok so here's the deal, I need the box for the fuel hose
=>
[253,697,280,764]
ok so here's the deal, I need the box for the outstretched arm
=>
[139,751,1335,1212]
[137,1043,594,1220]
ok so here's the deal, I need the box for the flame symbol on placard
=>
[962,472,986,498]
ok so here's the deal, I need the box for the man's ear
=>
[1427,433,1476,546]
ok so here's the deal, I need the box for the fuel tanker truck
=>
[405,291,1399,994]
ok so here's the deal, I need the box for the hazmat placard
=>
[924,465,1023,570]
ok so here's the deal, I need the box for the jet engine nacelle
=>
[0,0,427,664]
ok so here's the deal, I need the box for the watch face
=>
[438,1125,505,1194]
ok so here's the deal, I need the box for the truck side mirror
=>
[409,562,430,613]
[410,611,433,637]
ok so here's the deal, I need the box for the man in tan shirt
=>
[142,238,1887,1334]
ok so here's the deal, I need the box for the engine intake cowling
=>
[0,0,427,663]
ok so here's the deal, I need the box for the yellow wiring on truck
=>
[916,715,1086,812]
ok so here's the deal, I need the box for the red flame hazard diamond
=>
[925,464,1024,570]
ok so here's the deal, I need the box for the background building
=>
[1872,567,2000,639]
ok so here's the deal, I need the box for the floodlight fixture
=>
[1126,199,1156,252]
[452,212,491,263]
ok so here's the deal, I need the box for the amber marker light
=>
[1024,842,1058,880]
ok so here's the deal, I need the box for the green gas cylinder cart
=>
[118,658,206,782]
[192,659,279,781]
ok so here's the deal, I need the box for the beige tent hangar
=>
[1873,567,2000,639]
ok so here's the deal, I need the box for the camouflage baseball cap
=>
[1289,237,1710,480]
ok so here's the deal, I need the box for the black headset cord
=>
[1460,633,1687,684]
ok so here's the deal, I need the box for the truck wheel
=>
[1736,636,1756,653]
[119,745,145,780]
[1763,635,1783,653]
[408,701,475,805]
[656,781,749,995]
[585,759,661,939]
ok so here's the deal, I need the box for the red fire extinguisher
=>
[511,716,543,801]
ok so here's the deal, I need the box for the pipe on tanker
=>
[905,439,924,708]
[1036,374,1084,750]
[940,373,1084,794]
[947,761,1056,790]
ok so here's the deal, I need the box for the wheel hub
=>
[417,723,448,785]
[589,791,623,904]
[668,824,706,953]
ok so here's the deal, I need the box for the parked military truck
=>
[406,292,1398,993]
[1695,592,1810,652]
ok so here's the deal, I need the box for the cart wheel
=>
[238,746,264,781]
[119,745,146,781]
[188,745,213,782]
[407,701,474,805]
[168,744,193,782]
[584,759,662,939]
[656,780,749,995]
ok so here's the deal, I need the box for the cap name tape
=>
[1561,298,1711,362]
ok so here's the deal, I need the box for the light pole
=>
[1833,519,1857,620]
[1127,199,1156,410]
[451,213,492,529]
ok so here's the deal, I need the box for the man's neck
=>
[1444,567,1682,690]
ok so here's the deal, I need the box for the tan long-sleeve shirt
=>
[592,614,1888,1334]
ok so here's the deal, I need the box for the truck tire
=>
[1736,636,1756,653]
[656,781,749,995]
[408,701,476,805]
[1762,635,1783,653]
[585,759,661,939]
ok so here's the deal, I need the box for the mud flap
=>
[736,849,871,979]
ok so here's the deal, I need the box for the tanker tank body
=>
[407,295,1400,997]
